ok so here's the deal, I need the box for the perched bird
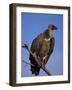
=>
[29,24,57,75]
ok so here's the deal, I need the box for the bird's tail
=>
[31,65,40,76]
[29,54,40,76]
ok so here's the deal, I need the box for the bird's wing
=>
[44,37,55,64]
[49,37,55,54]
[30,33,43,55]
[29,33,43,75]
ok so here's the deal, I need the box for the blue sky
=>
[21,12,63,77]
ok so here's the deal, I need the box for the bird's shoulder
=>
[32,33,44,43]
[30,33,43,51]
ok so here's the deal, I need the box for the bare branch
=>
[22,60,35,67]
[22,43,52,76]
[22,60,40,67]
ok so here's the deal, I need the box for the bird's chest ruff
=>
[44,38,51,42]
[43,38,51,47]
[38,38,51,58]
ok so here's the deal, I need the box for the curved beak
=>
[53,25,57,30]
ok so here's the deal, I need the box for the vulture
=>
[29,24,57,75]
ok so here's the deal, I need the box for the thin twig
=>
[22,60,40,67]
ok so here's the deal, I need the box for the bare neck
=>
[44,29,54,39]
[49,30,54,38]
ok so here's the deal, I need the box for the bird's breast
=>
[38,39,50,58]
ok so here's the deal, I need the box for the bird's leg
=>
[37,56,46,68]
[33,53,42,67]
[37,56,42,67]
[42,55,48,65]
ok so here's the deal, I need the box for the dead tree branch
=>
[22,60,35,67]
[22,60,40,67]
[22,43,51,75]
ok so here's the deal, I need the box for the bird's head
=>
[48,24,57,31]
[47,24,57,37]
[43,24,57,38]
